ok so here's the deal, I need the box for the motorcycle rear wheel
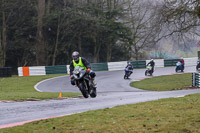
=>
[90,86,97,98]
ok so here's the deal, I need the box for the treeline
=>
[0,0,200,73]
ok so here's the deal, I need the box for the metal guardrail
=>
[17,57,198,76]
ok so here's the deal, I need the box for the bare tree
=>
[125,0,162,60]
[158,0,200,45]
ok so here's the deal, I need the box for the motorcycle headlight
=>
[80,72,84,78]
[73,70,79,75]
[73,71,79,79]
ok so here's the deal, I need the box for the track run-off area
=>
[0,66,200,129]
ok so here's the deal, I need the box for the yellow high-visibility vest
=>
[73,57,87,70]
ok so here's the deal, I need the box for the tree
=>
[125,0,162,60]
[36,0,47,66]
[158,0,200,44]
[1,0,155,71]
[0,0,37,71]
[0,0,7,67]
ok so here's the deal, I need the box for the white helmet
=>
[151,59,154,61]
[181,57,183,59]
[72,51,79,61]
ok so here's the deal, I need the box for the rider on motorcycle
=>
[147,59,155,73]
[178,57,185,71]
[196,57,200,71]
[125,61,133,74]
[198,57,200,64]
[69,51,96,86]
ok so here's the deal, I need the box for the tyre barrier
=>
[0,67,12,77]
[192,72,200,87]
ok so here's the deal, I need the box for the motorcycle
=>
[72,66,96,98]
[124,68,133,79]
[196,59,200,71]
[175,61,183,72]
[145,64,153,76]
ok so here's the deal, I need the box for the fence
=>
[164,59,179,67]
[17,57,198,76]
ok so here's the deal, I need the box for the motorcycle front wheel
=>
[149,70,152,76]
[78,82,89,98]
[124,75,126,79]
[175,67,178,72]
[145,70,147,76]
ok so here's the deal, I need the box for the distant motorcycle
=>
[175,61,183,72]
[72,66,96,98]
[124,68,133,79]
[145,64,153,76]
[196,60,200,71]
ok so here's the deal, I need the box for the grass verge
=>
[131,73,193,91]
[0,75,80,101]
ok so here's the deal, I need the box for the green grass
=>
[0,75,80,101]
[131,73,193,91]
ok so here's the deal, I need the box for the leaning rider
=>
[178,57,185,71]
[126,61,133,74]
[69,51,96,86]
[147,59,155,73]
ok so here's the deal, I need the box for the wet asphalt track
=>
[1,66,200,128]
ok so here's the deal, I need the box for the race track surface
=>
[0,66,200,128]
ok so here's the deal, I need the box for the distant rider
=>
[198,57,200,64]
[197,57,200,70]
[147,59,155,73]
[126,61,133,74]
[178,57,185,71]
[69,51,96,86]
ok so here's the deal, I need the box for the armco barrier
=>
[91,63,108,71]
[164,59,179,67]
[45,65,67,74]
[18,67,23,76]
[23,67,30,76]
[18,66,46,76]
[0,67,12,77]
[67,65,70,74]
[29,66,46,76]
[185,57,198,66]
[131,60,146,69]
[108,61,127,71]
[17,57,198,76]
